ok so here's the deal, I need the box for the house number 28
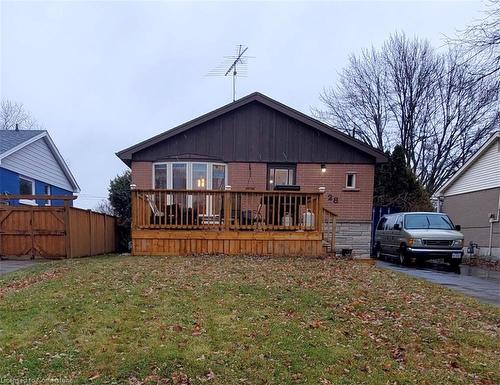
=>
[327,194,339,204]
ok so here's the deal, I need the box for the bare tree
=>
[450,0,500,82]
[94,199,115,216]
[316,32,499,195]
[1,100,42,130]
[419,50,499,193]
[313,48,390,150]
[382,33,441,173]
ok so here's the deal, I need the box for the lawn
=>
[0,255,498,385]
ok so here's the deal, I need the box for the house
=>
[117,92,386,257]
[0,129,80,206]
[436,132,500,259]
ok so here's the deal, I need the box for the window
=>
[172,163,187,189]
[154,164,167,189]
[268,164,296,190]
[405,214,455,230]
[19,177,34,195]
[152,162,227,191]
[345,173,356,189]
[384,216,396,230]
[44,185,51,206]
[19,176,35,206]
[192,163,207,190]
[377,217,387,230]
[212,164,226,190]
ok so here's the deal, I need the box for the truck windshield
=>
[404,214,455,230]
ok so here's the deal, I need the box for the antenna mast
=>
[208,45,252,102]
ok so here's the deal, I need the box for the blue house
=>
[0,130,80,206]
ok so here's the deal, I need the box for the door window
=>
[268,165,296,190]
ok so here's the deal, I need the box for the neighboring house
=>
[0,129,80,206]
[437,132,500,259]
[117,92,386,256]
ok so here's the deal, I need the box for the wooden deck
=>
[131,189,336,257]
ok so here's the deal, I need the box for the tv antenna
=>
[208,45,253,102]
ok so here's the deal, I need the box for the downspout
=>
[488,193,500,257]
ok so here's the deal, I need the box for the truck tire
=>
[399,247,410,265]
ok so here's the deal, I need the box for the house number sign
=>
[327,194,339,204]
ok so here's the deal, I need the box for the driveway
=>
[377,260,500,306]
[0,260,40,276]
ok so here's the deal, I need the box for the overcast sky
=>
[1,0,484,208]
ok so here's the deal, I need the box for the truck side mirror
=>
[393,223,401,231]
[455,224,461,231]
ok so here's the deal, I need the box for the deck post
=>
[64,200,72,258]
[317,187,325,231]
[223,186,232,230]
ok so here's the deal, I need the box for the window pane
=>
[274,169,289,185]
[20,178,33,195]
[268,169,275,189]
[346,174,355,188]
[192,163,207,190]
[154,164,167,189]
[212,165,226,190]
[172,164,186,189]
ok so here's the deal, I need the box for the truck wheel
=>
[399,249,410,265]
[449,258,462,267]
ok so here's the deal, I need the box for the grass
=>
[0,255,498,385]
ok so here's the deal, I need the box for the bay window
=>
[153,162,227,190]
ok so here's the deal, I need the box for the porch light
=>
[130,183,137,190]
[321,164,326,173]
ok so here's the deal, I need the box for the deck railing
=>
[131,189,324,232]
[322,208,337,253]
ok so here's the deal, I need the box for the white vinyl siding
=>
[1,137,74,191]
[445,139,500,196]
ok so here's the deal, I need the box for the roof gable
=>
[117,92,386,165]
[0,130,80,192]
[437,132,500,196]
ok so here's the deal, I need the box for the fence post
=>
[88,209,92,256]
[64,201,72,258]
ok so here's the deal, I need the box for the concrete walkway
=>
[0,260,40,276]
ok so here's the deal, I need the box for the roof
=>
[116,92,387,165]
[436,131,500,196]
[0,129,80,193]
[0,130,46,154]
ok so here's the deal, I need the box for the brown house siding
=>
[442,187,500,254]
[131,161,152,189]
[130,102,376,165]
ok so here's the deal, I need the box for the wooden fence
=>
[0,195,117,259]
